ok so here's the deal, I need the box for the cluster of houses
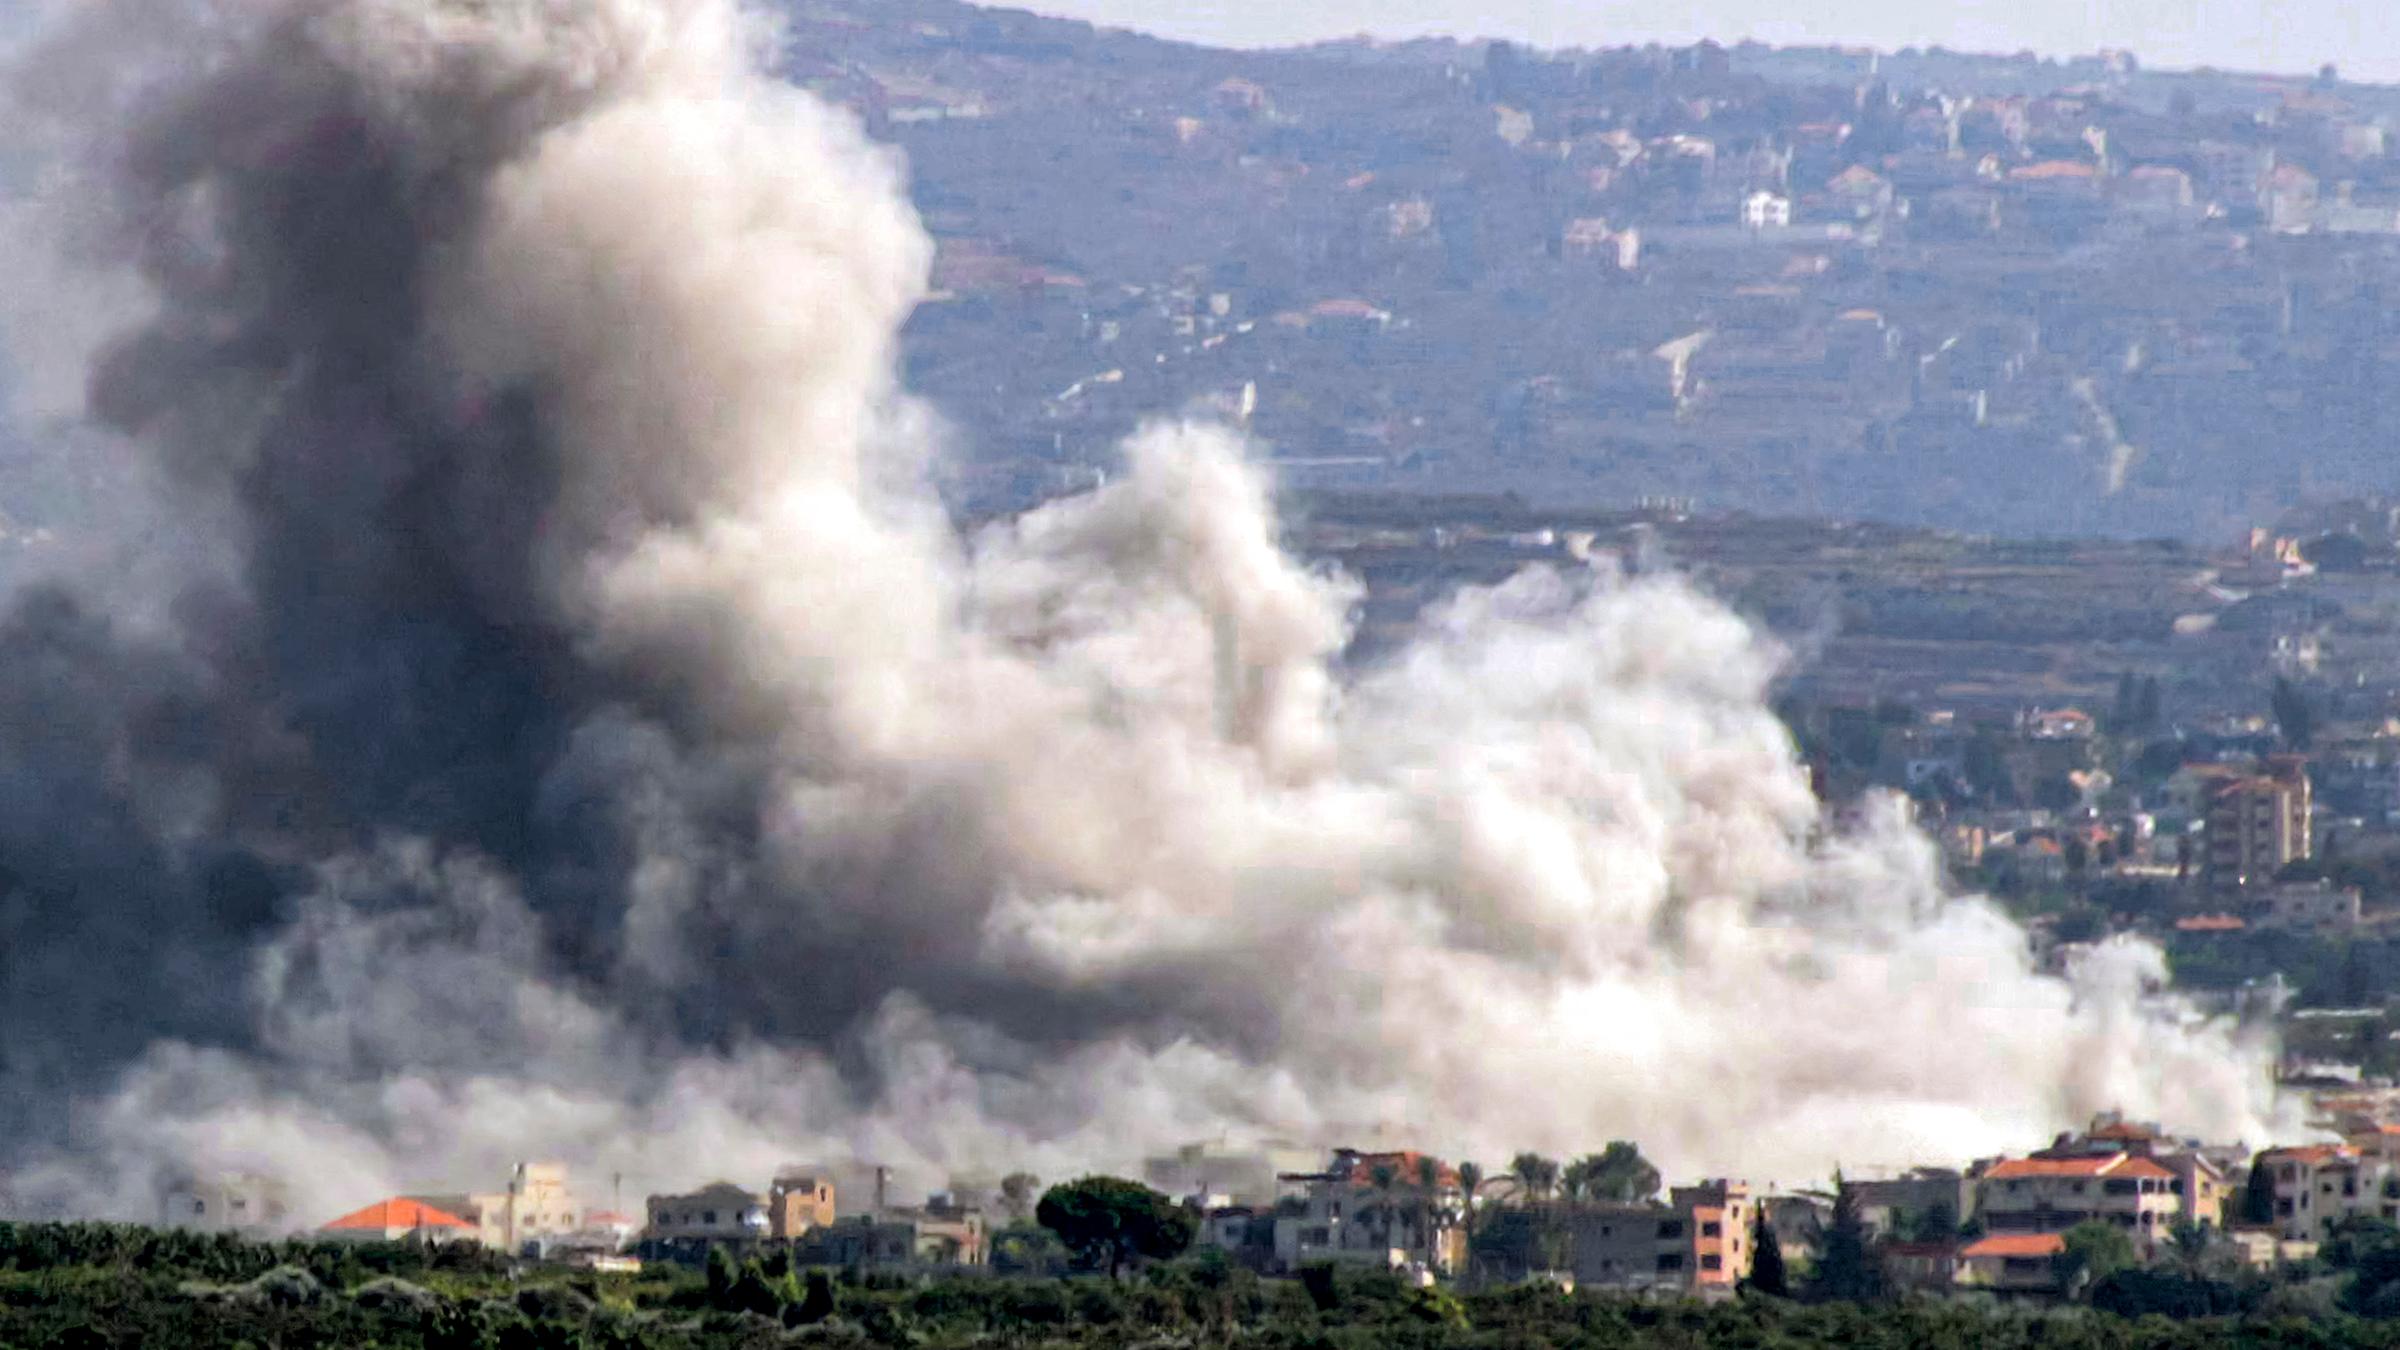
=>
[149,1101,2400,1299]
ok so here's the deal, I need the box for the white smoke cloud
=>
[0,0,2288,1225]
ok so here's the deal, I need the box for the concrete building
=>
[2261,878,2363,933]
[1847,1168,1973,1238]
[159,1174,293,1237]
[645,1181,769,1243]
[2205,759,2312,894]
[1560,1180,1755,1292]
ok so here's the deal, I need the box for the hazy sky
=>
[1020,0,2400,83]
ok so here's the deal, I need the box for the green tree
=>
[2273,676,2316,750]
[1570,1141,1662,1204]
[1367,1163,1401,1250]
[1803,1174,1885,1303]
[2055,1219,2137,1298]
[704,1245,737,1305]
[1036,1177,1195,1277]
[1508,1153,1559,1201]
[789,1269,836,1325]
[1746,1215,1790,1297]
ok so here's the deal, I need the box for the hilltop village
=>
[710,0,2400,548]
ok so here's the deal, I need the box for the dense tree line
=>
[22,1220,2400,1348]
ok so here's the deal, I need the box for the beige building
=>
[2204,759,2312,894]
[416,1162,584,1253]
[1552,1181,1756,1292]
[769,1168,838,1239]
[2259,1135,2400,1242]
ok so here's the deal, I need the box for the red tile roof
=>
[2262,1144,2354,1165]
[1963,1232,2066,1259]
[323,1197,473,1232]
[1984,1154,2174,1181]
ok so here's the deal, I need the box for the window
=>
[1656,1253,1684,1272]
[703,1210,717,1225]
[1701,1255,1722,1270]
[1701,1221,1721,1237]
[192,1200,206,1216]
[1658,1221,1685,1239]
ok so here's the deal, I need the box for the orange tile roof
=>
[2177,914,2247,932]
[1963,1232,2066,1259]
[2011,161,2098,181]
[323,1197,473,1232]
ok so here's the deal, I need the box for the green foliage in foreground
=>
[10,1221,2400,1349]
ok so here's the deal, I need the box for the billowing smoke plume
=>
[0,0,2282,1220]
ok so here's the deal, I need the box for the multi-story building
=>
[1975,1153,2182,1249]
[1272,1149,1466,1277]
[479,1162,582,1253]
[2258,1139,2400,1242]
[413,1163,584,1254]
[2205,758,2312,894]
[1561,1180,1755,1292]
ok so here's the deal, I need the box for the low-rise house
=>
[1884,1240,1961,1291]
[1957,1231,2065,1293]
[1849,1168,1973,1239]
[646,1182,768,1244]
[2260,878,2363,933]
[793,1207,989,1270]
[159,1174,293,1237]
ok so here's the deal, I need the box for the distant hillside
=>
[777,0,2400,541]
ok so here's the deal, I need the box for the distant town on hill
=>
[737,0,2400,541]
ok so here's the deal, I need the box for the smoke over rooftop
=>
[0,0,2282,1219]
